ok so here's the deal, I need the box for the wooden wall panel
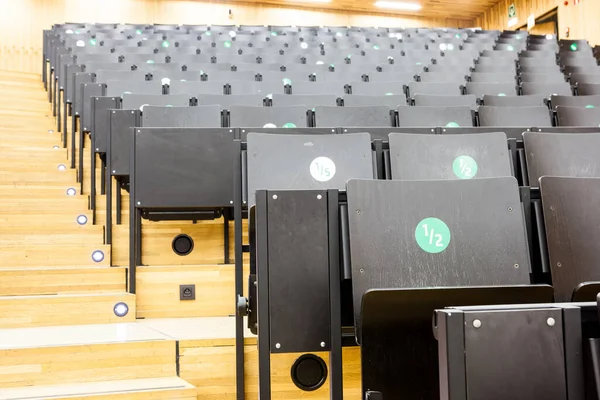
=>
[1,0,474,75]
[475,0,558,31]
[557,0,600,46]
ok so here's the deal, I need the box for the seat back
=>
[388,132,512,179]
[121,94,190,110]
[314,106,393,127]
[247,132,374,206]
[230,105,308,127]
[478,106,552,127]
[141,105,223,127]
[523,132,600,185]
[397,106,473,127]
[556,106,600,126]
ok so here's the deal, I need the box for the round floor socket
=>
[172,234,194,256]
[290,354,328,391]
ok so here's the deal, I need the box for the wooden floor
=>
[0,68,361,399]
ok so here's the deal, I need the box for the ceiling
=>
[231,0,502,20]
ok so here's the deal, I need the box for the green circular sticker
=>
[498,93,506,96]
[385,92,394,96]
[373,45,380,50]
[162,41,170,48]
[507,45,514,51]
[271,31,278,36]
[263,123,277,128]
[453,155,478,179]
[224,41,232,48]
[283,123,297,128]
[282,78,292,85]
[89,39,97,46]
[445,122,460,128]
[586,105,595,108]
[570,43,578,51]
[205,31,212,36]
[415,218,451,253]
[146,60,155,64]
[136,29,142,35]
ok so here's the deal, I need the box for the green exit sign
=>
[508,3,517,18]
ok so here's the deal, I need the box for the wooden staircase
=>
[0,69,197,398]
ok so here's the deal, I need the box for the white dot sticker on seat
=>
[310,156,336,182]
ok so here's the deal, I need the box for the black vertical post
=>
[53,78,57,117]
[255,189,271,400]
[328,189,343,400]
[234,139,246,400]
[106,120,113,249]
[63,103,68,149]
[57,90,62,132]
[116,185,122,225]
[436,310,467,400]
[128,129,137,293]
[223,210,230,264]
[79,130,85,194]
[49,70,53,103]
[101,157,106,195]
[71,115,77,169]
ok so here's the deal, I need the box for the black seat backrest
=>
[133,128,237,209]
[168,80,226,95]
[121,94,190,110]
[483,94,546,107]
[569,73,600,85]
[271,94,338,107]
[230,105,308,128]
[95,70,147,83]
[247,132,374,206]
[523,132,600,185]
[556,106,600,127]
[343,94,407,108]
[577,83,600,96]
[388,132,512,179]
[349,81,407,96]
[141,105,222,127]
[469,72,516,83]
[105,80,164,97]
[539,176,600,301]
[195,93,265,107]
[478,106,552,127]
[347,176,531,331]
[397,106,474,127]
[406,82,462,97]
[313,105,392,127]
[550,94,600,109]
[465,82,518,97]
[229,81,287,95]
[521,81,572,96]
[413,94,478,109]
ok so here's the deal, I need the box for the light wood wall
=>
[0,0,474,74]
[476,0,600,46]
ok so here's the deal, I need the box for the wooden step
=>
[0,211,93,227]
[0,377,196,400]
[0,244,110,267]
[0,293,135,328]
[0,267,125,296]
[0,323,175,388]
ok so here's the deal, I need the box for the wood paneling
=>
[180,343,361,400]
[475,0,558,31]
[557,0,600,46]
[476,0,600,46]
[0,0,475,74]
